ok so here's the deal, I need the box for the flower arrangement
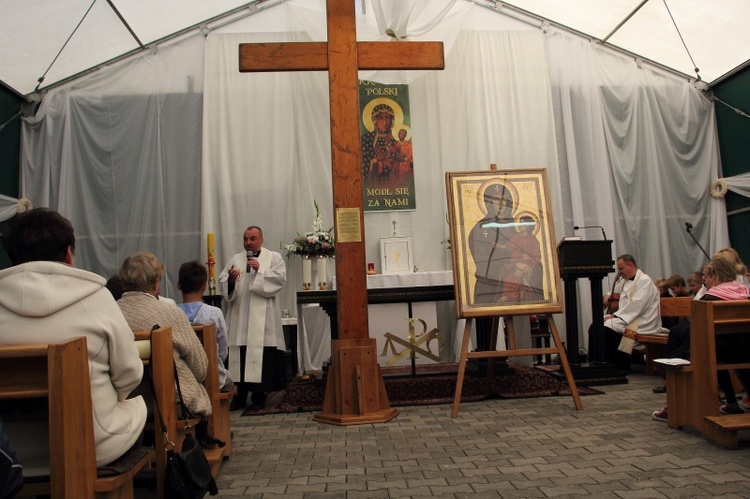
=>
[283,200,335,258]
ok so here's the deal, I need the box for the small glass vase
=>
[302,256,312,290]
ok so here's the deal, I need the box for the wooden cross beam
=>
[239,0,444,424]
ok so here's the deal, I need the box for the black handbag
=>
[164,432,218,499]
[147,327,219,498]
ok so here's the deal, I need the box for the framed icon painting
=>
[445,168,562,318]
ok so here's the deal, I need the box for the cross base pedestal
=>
[313,338,398,425]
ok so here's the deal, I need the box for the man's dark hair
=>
[2,208,75,265]
[178,260,208,294]
[106,275,124,300]
[666,274,686,288]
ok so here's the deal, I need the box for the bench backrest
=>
[134,326,175,499]
[192,323,220,407]
[660,296,693,318]
[0,337,97,498]
[689,300,750,414]
[192,322,233,461]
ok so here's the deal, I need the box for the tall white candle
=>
[317,257,327,288]
[302,257,312,285]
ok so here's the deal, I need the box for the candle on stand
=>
[206,232,216,294]
[302,257,312,290]
[317,257,327,290]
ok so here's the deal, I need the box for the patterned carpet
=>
[242,362,601,416]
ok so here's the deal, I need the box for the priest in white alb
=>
[589,253,661,372]
[219,225,287,411]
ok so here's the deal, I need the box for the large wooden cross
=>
[239,0,444,424]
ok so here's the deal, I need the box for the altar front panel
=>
[370,302,443,368]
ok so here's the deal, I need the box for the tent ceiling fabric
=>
[497,0,750,84]
[0,0,254,97]
[1,0,749,97]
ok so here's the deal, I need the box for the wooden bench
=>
[665,300,750,449]
[636,296,692,375]
[193,323,235,462]
[0,336,150,498]
[136,325,227,496]
[134,326,176,499]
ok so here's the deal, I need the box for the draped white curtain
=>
[546,30,728,333]
[19,1,727,348]
[369,0,458,39]
[0,194,21,222]
[19,34,207,296]
[724,172,750,197]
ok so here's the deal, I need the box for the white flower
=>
[282,200,335,258]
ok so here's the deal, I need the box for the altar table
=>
[295,271,526,372]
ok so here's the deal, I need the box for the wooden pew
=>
[665,300,750,449]
[0,336,150,498]
[193,323,234,462]
[134,326,176,499]
[636,296,692,375]
[136,324,227,494]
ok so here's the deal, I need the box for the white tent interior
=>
[3,0,745,359]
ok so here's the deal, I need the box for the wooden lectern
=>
[557,239,618,381]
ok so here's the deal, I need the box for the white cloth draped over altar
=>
[18,0,728,352]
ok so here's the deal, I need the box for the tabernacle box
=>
[380,236,413,274]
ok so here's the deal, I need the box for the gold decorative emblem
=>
[380,317,444,365]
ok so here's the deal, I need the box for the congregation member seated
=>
[652,257,750,421]
[713,248,750,407]
[666,275,691,298]
[117,251,212,420]
[715,247,750,288]
[655,278,671,298]
[651,274,693,393]
[0,208,146,466]
[589,254,661,372]
[687,272,703,296]
[177,260,235,393]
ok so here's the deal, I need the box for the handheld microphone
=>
[573,225,607,241]
[246,251,256,272]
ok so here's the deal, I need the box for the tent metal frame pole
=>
[30,0,283,98]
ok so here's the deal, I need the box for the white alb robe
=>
[218,248,286,382]
[605,268,661,335]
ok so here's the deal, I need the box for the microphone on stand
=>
[573,225,607,241]
[684,222,711,261]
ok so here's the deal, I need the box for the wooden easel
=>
[452,314,582,417]
[445,165,581,417]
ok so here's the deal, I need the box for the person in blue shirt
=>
[178,260,234,392]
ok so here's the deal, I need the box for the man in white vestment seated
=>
[589,254,661,372]
[219,226,287,411]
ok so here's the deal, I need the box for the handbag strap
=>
[172,355,195,435]
[145,324,175,452]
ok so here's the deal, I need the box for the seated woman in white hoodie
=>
[0,208,147,467]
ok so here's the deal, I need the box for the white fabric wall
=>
[19,0,728,348]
